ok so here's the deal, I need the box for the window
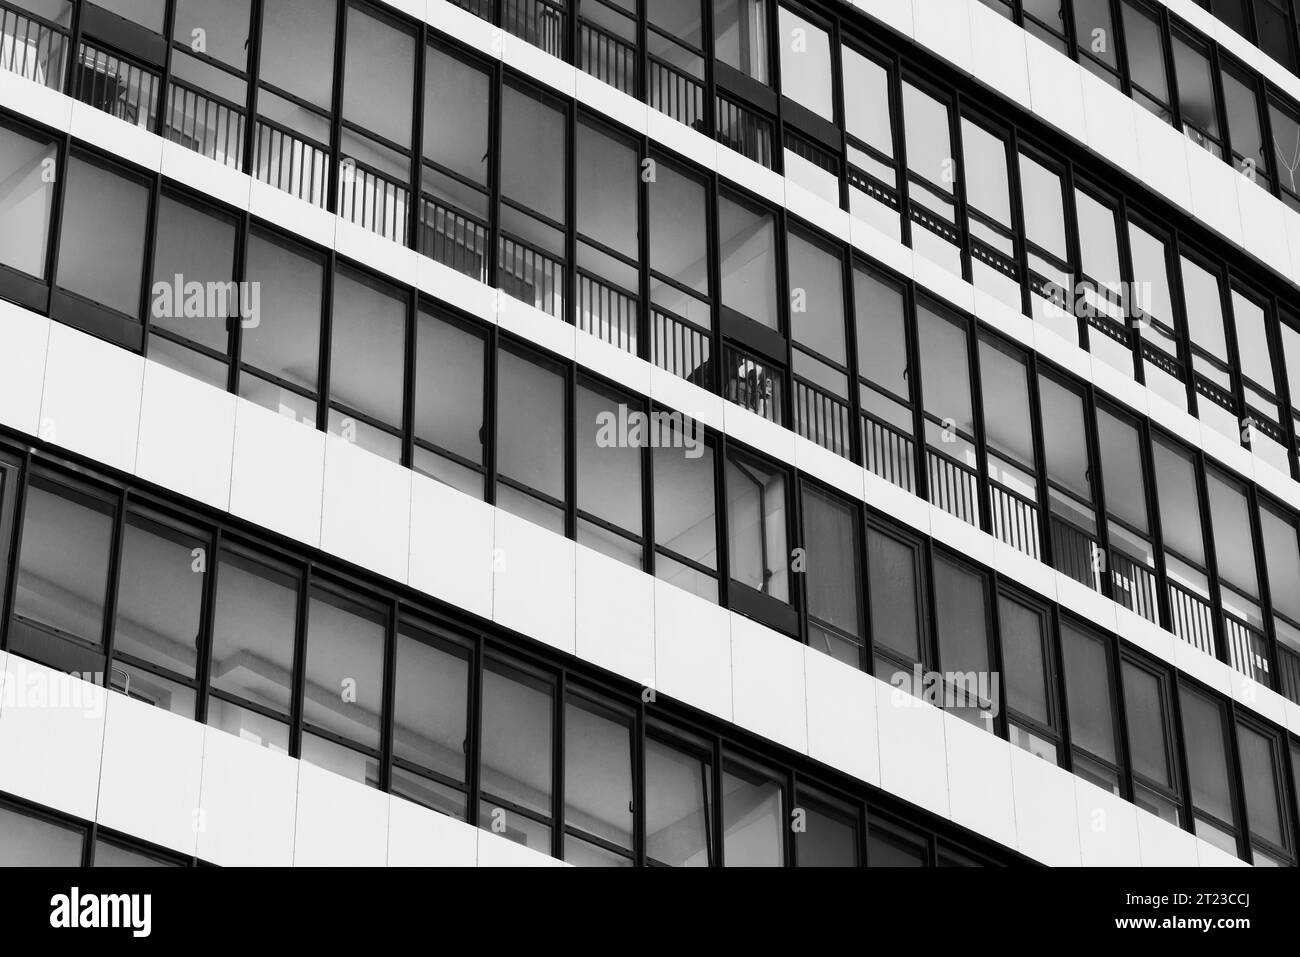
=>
[802,486,863,667]
[1180,686,1240,855]
[391,625,470,819]
[794,791,858,866]
[0,122,57,285]
[414,309,487,498]
[1172,30,1222,156]
[867,820,927,866]
[564,696,634,866]
[0,803,83,866]
[722,759,784,866]
[575,119,640,350]
[1231,288,1288,470]
[208,549,298,751]
[1270,95,1300,209]
[1258,504,1300,689]
[496,347,567,535]
[1151,436,1214,653]
[1074,186,1130,372]
[902,80,960,275]
[1019,152,1071,333]
[726,452,790,605]
[932,555,993,722]
[11,479,115,671]
[718,191,779,329]
[327,268,406,461]
[979,337,1038,557]
[1120,660,1181,824]
[259,0,335,109]
[777,7,832,120]
[576,380,644,567]
[715,0,769,84]
[854,265,915,493]
[1254,0,1296,70]
[111,511,205,715]
[301,587,385,771]
[1236,722,1291,864]
[918,302,978,526]
[1074,0,1120,83]
[147,194,238,387]
[1039,374,1098,587]
[961,118,1018,306]
[1121,0,1171,119]
[92,838,179,867]
[96,0,166,32]
[1207,470,1269,680]
[1222,63,1269,188]
[55,155,151,328]
[1096,407,1157,622]
[788,231,849,455]
[653,423,718,602]
[479,661,555,854]
[645,734,712,866]
[1127,222,1183,408]
[174,0,250,71]
[1060,622,1121,793]
[648,158,712,381]
[999,595,1057,762]
[239,232,324,424]
[842,46,898,239]
[868,526,924,676]
[1180,253,1237,439]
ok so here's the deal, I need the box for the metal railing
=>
[651,307,711,388]
[165,79,245,169]
[503,0,564,59]
[73,41,159,130]
[1168,579,1216,657]
[418,196,489,284]
[498,233,565,318]
[338,157,410,246]
[862,413,916,494]
[1050,515,1104,592]
[253,119,330,208]
[716,94,774,168]
[723,347,783,426]
[648,57,704,131]
[0,4,66,90]
[1224,613,1271,685]
[793,378,851,459]
[578,19,634,95]
[1110,548,1159,624]
[990,482,1040,561]
[576,270,638,354]
[926,448,979,526]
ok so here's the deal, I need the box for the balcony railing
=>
[253,119,330,208]
[793,378,851,459]
[990,481,1040,561]
[723,346,783,426]
[648,57,704,131]
[499,233,564,318]
[576,270,637,354]
[578,19,634,95]
[1110,548,1159,625]
[503,0,564,59]
[73,41,159,130]
[651,307,711,389]
[165,79,245,170]
[1224,613,1271,685]
[1050,515,1104,592]
[862,413,916,494]
[338,157,410,246]
[716,94,774,168]
[418,196,489,284]
[1168,579,1216,657]
[0,4,66,90]
[926,448,979,527]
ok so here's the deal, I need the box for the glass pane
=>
[1180,257,1227,359]
[1260,505,1300,623]
[715,0,769,84]
[718,193,779,329]
[1173,34,1220,147]
[0,805,82,866]
[496,349,565,501]
[1039,377,1091,500]
[1222,66,1265,177]
[918,304,972,434]
[302,589,384,748]
[57,157,148,316]
[933,555,990,684]
[1121,1,1168,105]
[1206,471,1259,597]
[777,7,832,120]
[211,551,298,715]
[648,162,708,295]
[653,432,717,570]
[576,121,638,260]
[1231,290,1275,388]
[795,799,857,866]
[15,484,113,648]
[802,487,861,639]
[867,528,921,663]
[1000,596,1050,726]
[480,663,553,816]
[1180,687,1237,829]
[414,310,484,465]
[1152,437,1205,566]
[1060,623,1118,767]
[902,81,951,190]
[979,338,1034,467]
[1074,189,1120,288]
[960,119,1010,224]
[564,699,633,848]
[260,0,336,108]
[645,738,711,866]
[1097,409,1148,533]
[500,86,565,224]
[243,233,323,392]
[174,0,250,70]
[722,765,784,866]
[93,839,174,867]
[113,515,203,678]
[0,124,56,279]
[97,0,165,30]
[842,47,891,156]
[1074,0,1118,68]
[1019,153,1066,258]
[342,4,414,147]
[576,384,642,535]
[867,825,926,866]
[329,270,405,426]
[854,267,908,397]
[726,455,789,601]
[1128,224,1174,337]
[150,196,238,352]
[788,231,845,364]
[393,628,468,780]
[1121,662,1174,790]
[423,45,490,184]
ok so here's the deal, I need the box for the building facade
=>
[0,0,1296,867]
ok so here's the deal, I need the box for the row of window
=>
[7,0,1300,472]
[0,452,1012,867]
[7,91,1300,710]
[0,797,192,867]
[0,397,1297,863]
